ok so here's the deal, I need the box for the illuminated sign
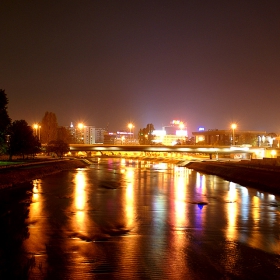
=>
[198,127,205,131]
[171,120,181,125]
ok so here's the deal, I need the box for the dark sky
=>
[1,1,280,134]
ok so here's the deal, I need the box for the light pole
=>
[128,123,134,142]
[179,122,184,143]
[33,123,40,139]
[231,123,237,146]
[38,125,41,141]
[33,124,38,136]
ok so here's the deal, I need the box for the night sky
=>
[1,1,280,134]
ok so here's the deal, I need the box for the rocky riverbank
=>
[186,161,280,195]
[0,159,89,189]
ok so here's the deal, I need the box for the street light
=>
[33,124,38,136]
[33,123,41,140]
[179,122,185,144]
[231,123,237,146]
[179,122,184,130]
[128,123,134,141]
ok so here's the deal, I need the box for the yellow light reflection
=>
[167,165,189,276]
[24,179,48,259]
[74,171,87,232]
[227,182,238,240]
[75,171,86,211]
[125,167,135,227]
[223,182,240,274]
[174,167,187,228]
[121,158,126,166]
[252,196,260,226]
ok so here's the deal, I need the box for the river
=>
[0,157,280,279]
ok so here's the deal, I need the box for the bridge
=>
[69,144,263,159]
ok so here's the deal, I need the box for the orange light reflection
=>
[73,171,87,232]
[125,167,135,227]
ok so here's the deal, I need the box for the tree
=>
[0,89,11,154]
[8,120,41,160]
[57,126,72,144]
[41,111,58,144]
[138,124,155,144]
[46,140,70,158]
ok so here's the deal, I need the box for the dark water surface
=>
[1,158,280,279]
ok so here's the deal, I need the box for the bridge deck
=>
[69,144,254,154]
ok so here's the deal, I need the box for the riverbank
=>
[0,159,89,189]
[186,161,280,195]
[2,156,280,195]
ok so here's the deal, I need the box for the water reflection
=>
[124,167,135,227]
[226,182,238,240]
[73,170,87,236]
[27,180,46,245]
[0,183,35,278]
[173,167,187,229]
[1,158,280,279]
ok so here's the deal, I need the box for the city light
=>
[128,122,134,141]
[78,123,84,130]
[271,150,276,158]
[231,123,237,146]
[179,122,184,130]
[33,123,41,140]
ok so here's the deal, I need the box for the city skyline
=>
[1,1,280,134]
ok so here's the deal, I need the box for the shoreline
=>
[185,161,280,195]
[1,156,280,196]
[0,159,89,190]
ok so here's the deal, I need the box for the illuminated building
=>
[153,120,188,145]
[67,123,105,144]
[192,129,267,146]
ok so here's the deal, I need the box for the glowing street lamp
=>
[33,124,38,136]
[179,122,184,130]
[128,123,134,140]
[33,123,41,140]
[78,123,84,130]
[231,123,237,146]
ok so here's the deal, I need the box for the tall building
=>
[81,126,106,144]
[67,123,106,144]
[192,129,267,146]
[83,126,95,144]
[94,128,106,144]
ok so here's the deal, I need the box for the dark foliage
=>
[138,123,155,144]
[0,89,11,154]
[46,140,70,158]
[8,120,41,160]
[41,111,58,144]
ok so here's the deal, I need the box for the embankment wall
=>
[186,161,280,194]
[0,159,88,189]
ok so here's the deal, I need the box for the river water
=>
[0,157,280,279]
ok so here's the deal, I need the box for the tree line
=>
[0,89,70,160]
